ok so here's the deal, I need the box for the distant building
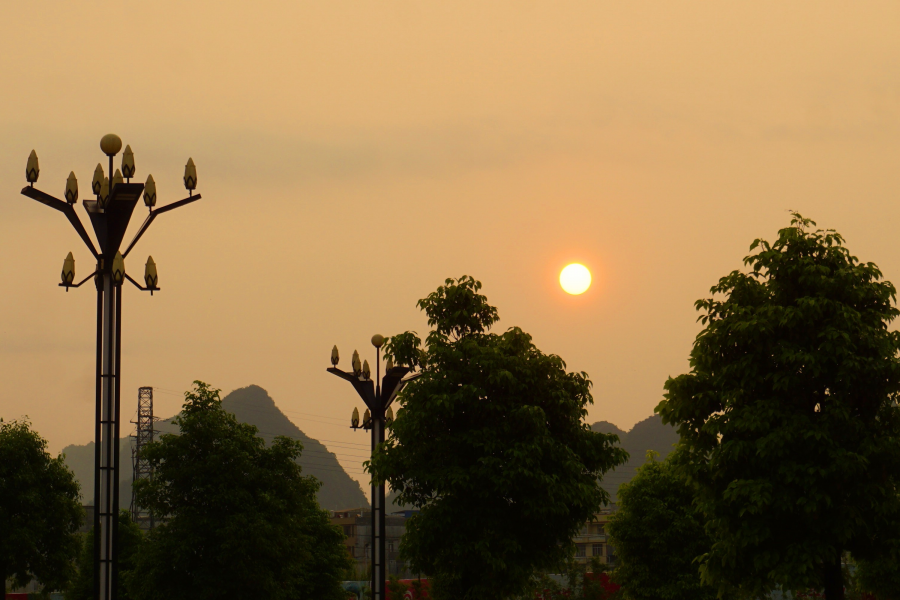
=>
[331,508,418,579]
[573,506,617,566]
[79,504,94,533]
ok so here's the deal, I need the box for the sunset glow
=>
[560,264,592,295]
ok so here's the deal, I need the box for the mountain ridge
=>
[384,413,679,509]
[592,413,680,501]
[62,385,369,510]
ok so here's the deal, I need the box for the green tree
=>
[855,542,900,600]
[66,510,143,600]
[387,575,409,599]
[530,557,620,600]
[128,382,350,600]
[371,276,628,600]
[0,418,82,592]
[607,452,729,600]
[657,214,900,600]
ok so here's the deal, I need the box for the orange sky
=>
[2,1,899,490]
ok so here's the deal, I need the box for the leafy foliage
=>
[530,557,621,600]
[0,418,82,592]
[373,276,628,600]
[129,382,350,600]
[657,214,900,599]
[383,331,424,372]
[66,510,143,600]
[607,452,732,600]
[386,575,430,600]
[855,543,900,600]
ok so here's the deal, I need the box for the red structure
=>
[585,572,621,596]
[533,572,621,600]
[384,578,431,600]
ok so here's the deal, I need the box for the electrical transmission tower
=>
[130,386,157,530]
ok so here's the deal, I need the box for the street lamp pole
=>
[328,335,420,600]
[19,134,202,600]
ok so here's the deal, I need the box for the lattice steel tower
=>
[130,386,157,529]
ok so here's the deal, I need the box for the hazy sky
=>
[2,1,899,491]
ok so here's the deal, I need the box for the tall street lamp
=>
[19,134,202,600]
[328,335,420,600]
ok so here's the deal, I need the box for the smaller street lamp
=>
[328,335,420,600]
[61,252,76,287]
[144,257,158,294]
[184,158,197,196]
[143,175,156,210]
[92,164,104,196]
[26,150,39,185]
[65,172,78,205]
[121,146,135,180]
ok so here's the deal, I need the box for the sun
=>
[560,263,592,295]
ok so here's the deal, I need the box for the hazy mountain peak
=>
[591,413,679,502]
[222,384,277,408]
[590,420,627,438]
[63,384,368,510]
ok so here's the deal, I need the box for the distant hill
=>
[384,414,679,510]
[592,414,680,501]
[62,385,368,511]
[590,420,626,439]
[61,439,133,511]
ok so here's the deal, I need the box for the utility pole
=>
[131,386,157,530]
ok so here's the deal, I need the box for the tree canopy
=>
[66,510,143,600]
[0,418,82,592]
[657,214,900,600]
[607,452,730,600]
[371,276,628,600]
[854,533,900,600]
[129,381,350,600]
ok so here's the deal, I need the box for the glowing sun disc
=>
[560,264,592,295]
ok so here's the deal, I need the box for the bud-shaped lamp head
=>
[98,177,109,208]
[362,360,371,381]
[386,406,394,426]
[26,150,39,184]
[61,252,75,286]
[65,172,79,205]
[100,134,122,156]
[112,169,124,191]
[183,157,197,191]
[351,407,360,429]
[144,256,158,289]
[352,350,361,376]
[121,145,135,179]
[386,357,394,372]
[363,408,372,429]
[92,164,104,195]
[143,174,157,209]
[371,334,385,348]
[331,345,340,367]
[111,251,125,285]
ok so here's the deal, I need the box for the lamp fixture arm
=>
[59,269,99,290]
[21,187,100,259]
[327,367,377,410]
[123,272,159,293]
[385,371,423,409]
[122,194,201,258]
